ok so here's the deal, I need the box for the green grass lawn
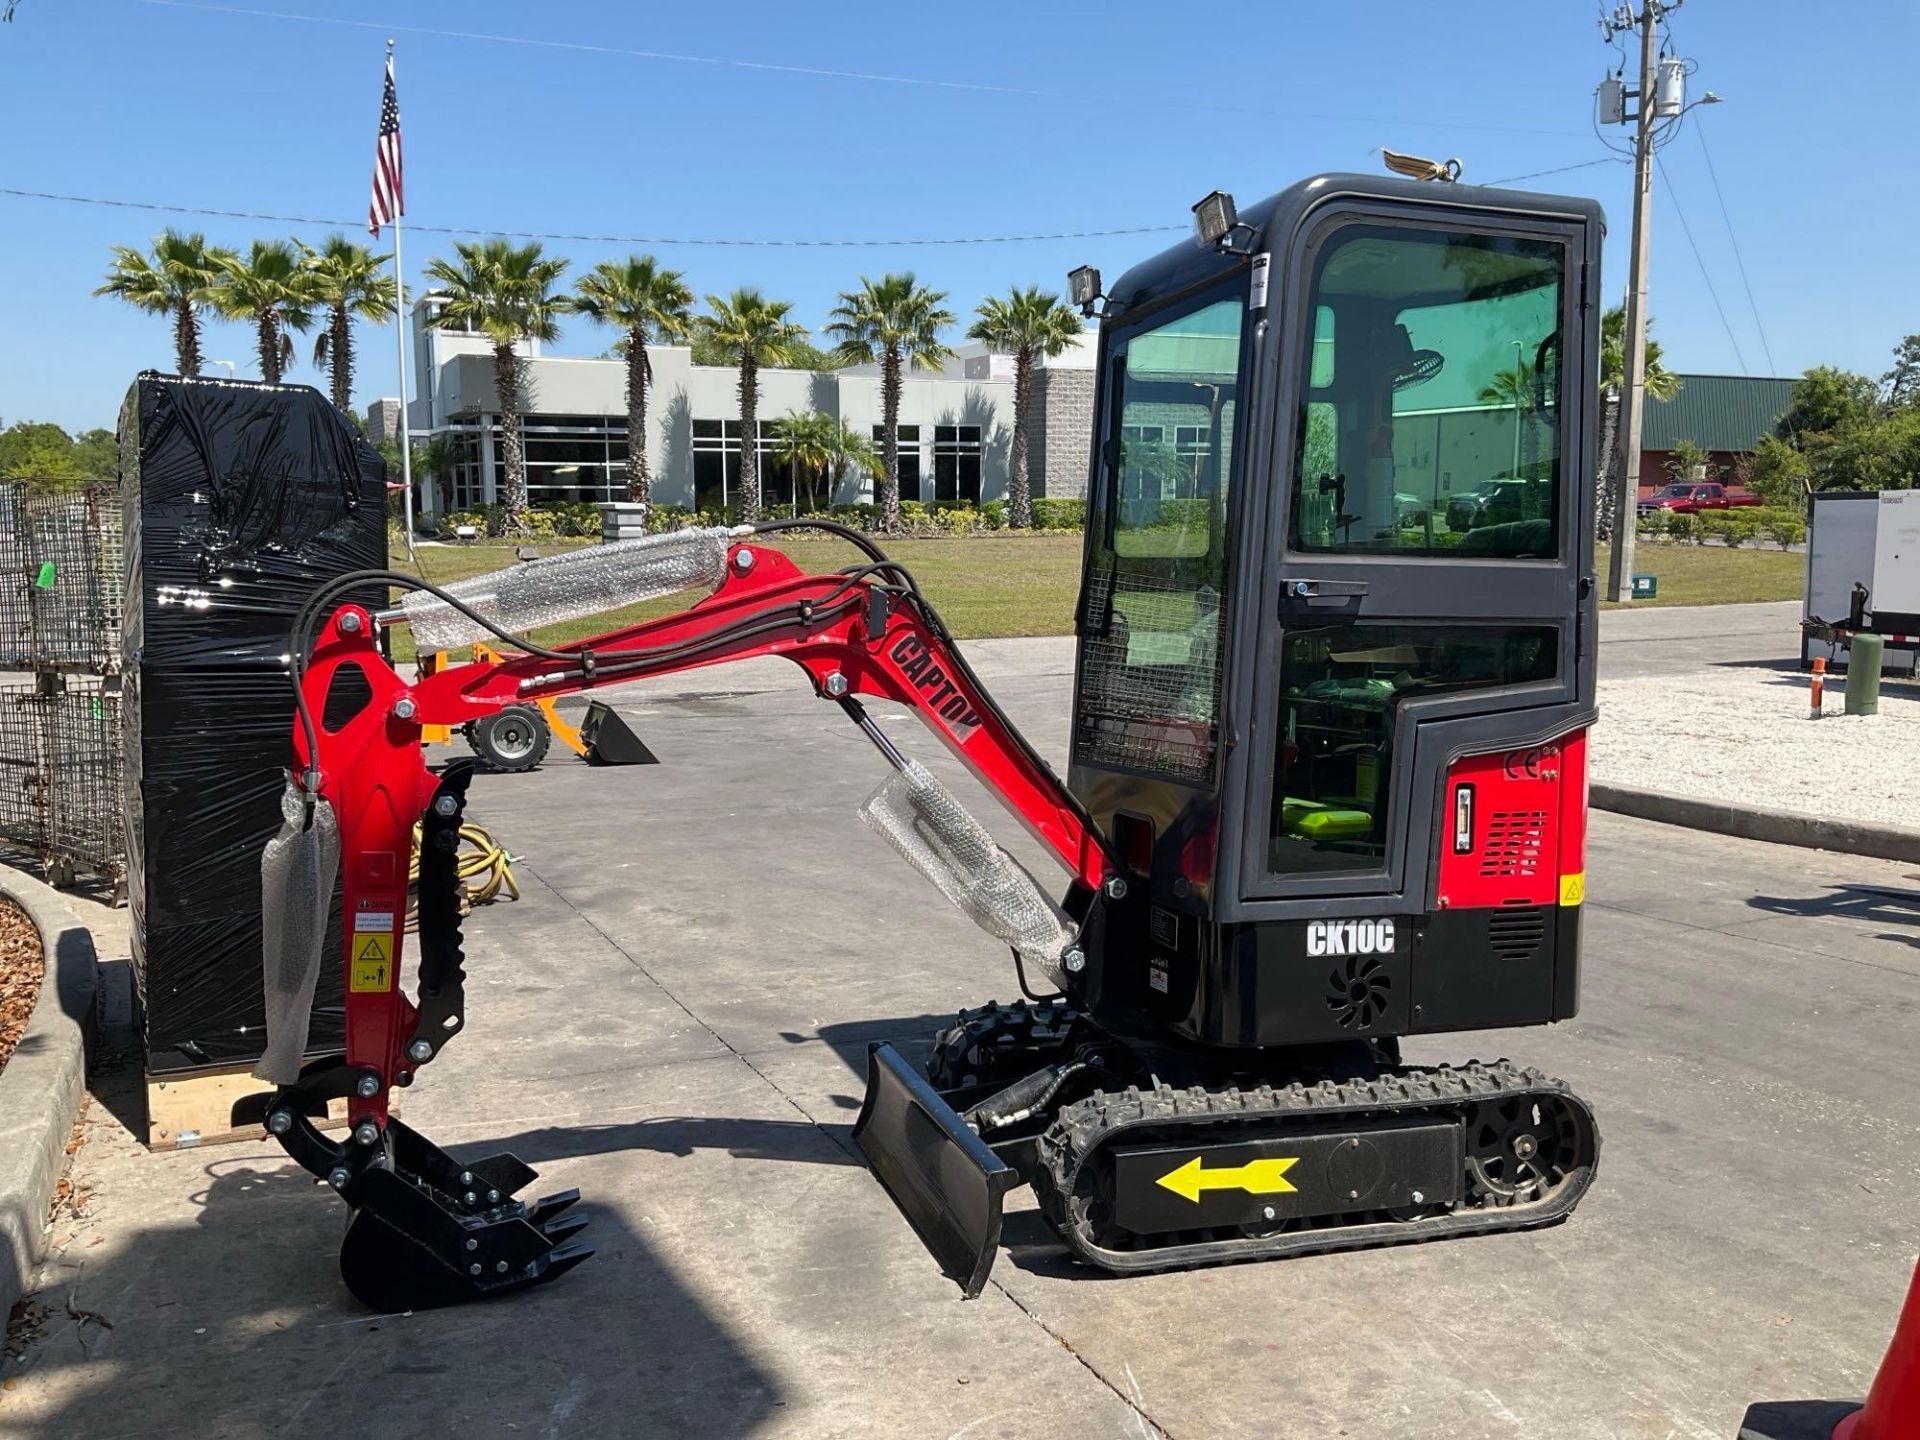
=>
[387,533,1087,659]
[1594,540,1803,608]
[384,530,1801,657]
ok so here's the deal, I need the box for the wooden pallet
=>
[145,1065,397,1151]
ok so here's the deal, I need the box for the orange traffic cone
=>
[1835,1258,1920,1439]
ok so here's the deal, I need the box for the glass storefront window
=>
[874,424,922,501]
[932,424,982,504]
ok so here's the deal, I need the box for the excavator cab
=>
[1066,174,1600,1050]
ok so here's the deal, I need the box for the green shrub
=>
[647,504,741,532]
[1636,510,1669,542]
[534,500,603,537]
[1766,516,1806,549]
[1698,512,1760,549]
[1665,512,1696,544]
[1031,498,1087,531]
[825,502,880,530]
[441,504,506,537]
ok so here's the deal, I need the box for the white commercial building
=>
[375,297,1097,518]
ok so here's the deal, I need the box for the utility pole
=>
[1604,1,1664,603]
[1596,6,1721,601]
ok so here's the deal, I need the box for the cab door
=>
[1236,203,1598,904]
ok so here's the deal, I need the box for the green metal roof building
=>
[1641,374,1797,454]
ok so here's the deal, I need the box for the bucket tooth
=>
[539,1211,592,1244]
[527,1188,583,1226]
[527,1240,596,1291]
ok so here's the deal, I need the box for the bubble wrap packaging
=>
[253,781,341,1084]
[859,759,1075,987]
[400,527,739,653]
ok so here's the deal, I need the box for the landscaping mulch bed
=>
[0,898,43,1077]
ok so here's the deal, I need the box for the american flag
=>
[368,52,403,237]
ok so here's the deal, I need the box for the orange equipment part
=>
[1834,1257,1920,1439]
[469,641,586,757]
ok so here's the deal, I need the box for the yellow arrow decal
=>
[1156,1155,1299,1204]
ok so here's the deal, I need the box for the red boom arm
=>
[293,539,1112,1126]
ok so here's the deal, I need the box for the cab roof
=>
[1105,172,1606,318]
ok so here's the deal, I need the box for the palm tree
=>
[422,239,572,533]
[419,433,460,515]
[210,240,318,384]
[1477,360,1537,415]
[570,256,694,512]
[302,235,396,413]
[94,229,232,376]
[1599,303,1679,400]
[1596,304,1682,539]
[694,289,807,523]
[966,287,1084,528]
[825,274,955,531]
[824,419,881,503]
[769,411,831,515]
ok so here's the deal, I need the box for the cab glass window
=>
[1268,623,1558,876]
[1077,286,1244,782]
[1288,225,1565,559]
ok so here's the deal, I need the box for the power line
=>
[1692,114,1778,375]
[131,0,1591,138]
[1654,153,1748,375]
[2,154,1639,247]
[0,185,1188,248]
[1482,156,1630,187]
[135,0,1054,99]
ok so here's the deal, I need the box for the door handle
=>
[1281,579,1370,600]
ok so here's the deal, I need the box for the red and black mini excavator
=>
[256,172,1604,1311]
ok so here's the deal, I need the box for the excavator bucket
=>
[333,1118,594,1312]
[580,700,659,766]
[853,1042,1018,1299]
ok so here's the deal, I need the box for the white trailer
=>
[1801,488,1920,672]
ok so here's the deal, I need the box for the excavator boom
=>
[260,527,1113,1309]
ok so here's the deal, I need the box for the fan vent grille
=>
[1480,809,1548,878]
[1489,907,1547,962]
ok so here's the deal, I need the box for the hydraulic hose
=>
[404,818,519,933]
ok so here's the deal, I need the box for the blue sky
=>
[2,0,1915,432]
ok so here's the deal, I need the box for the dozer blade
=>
[853,1042,1018,1299]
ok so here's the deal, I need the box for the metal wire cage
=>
[24,487,122,674]
[0,480,128,891]
[0,684,50,858]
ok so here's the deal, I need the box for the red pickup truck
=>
[1636,482,1762,516]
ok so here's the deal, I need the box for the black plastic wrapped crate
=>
[119,374,386,1073]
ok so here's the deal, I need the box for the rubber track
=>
[1032,1060,1600,1275]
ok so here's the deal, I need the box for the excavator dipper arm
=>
[266,534,1114,1309]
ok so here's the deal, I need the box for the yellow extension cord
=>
[405,820,520,933]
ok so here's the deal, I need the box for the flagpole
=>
[387,38,417,563]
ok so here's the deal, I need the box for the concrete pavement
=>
[8,614,1919,1439]
[1598,599,1803,678]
